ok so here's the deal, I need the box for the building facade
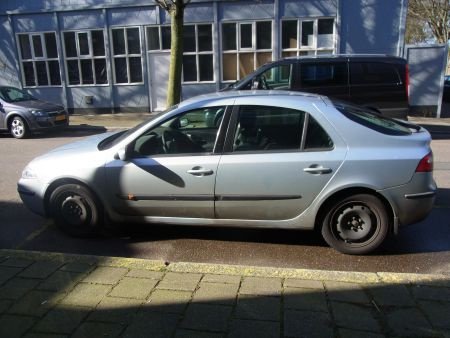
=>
[0,0,408,113]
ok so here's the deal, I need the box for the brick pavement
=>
[0,250,449,338]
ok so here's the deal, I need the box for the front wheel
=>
[321,194,389,255]
[49,184,103,237]
[10,116,29,139]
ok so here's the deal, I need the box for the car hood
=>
[46,132,118,156]
[6,99,64,112]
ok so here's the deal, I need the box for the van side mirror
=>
[251,78,260,90]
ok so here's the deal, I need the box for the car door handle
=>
[187,167,214,176]
[303,166,332,174]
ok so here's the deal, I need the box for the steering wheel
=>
[161,129,198,154]
[161,129,175,154]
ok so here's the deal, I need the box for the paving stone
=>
[144,289,192,314]
[240,277,282,297]
[284,309,333,338]
[330,302,381,333]
[0,314,36,338]
[126,269,164,280]
[109,277,157,299]
[71,321,124,338]
[0,266,22,285]
[368,285,415,307]
[338,328,385,338]
[37,271,84,292]
[284,279,324,290]
[192,282,239,305]
[201,274,241,284]
[19,261,63,279]
[8,290,65,317]
[0,299,12,314]
[0,277,40,300]
[324,281,370,304]
[385,307,433,337]
[0,257,34,268]
[34,307,88,334]
[60,262,95,274]
[123,311,179,338]
[235,295,281,321]
[228,319,279,338]
[60,283,111,307]
[412,285,450,302]
[156,272,202,291]
[181,304,233,332]
[284,287,328,312]
[419,300,450,329]
[24,334,68,338]
[88,296,142,324]
[174,330,224,338]
[82,266,127,285]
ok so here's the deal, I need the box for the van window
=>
[350,62,400,85]
[300,62,347,87]
[260,64,294,90]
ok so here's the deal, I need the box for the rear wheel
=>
[321,194,389,255]
[10,116,29,139]
[49,184,103,237]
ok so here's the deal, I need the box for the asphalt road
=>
[1,127,450,275]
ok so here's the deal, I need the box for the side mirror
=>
[251,78,260,90]
[179,117,189,128]
[114,147,129,161]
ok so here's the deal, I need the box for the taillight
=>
[416,152,433,172]
[405,64,410,102]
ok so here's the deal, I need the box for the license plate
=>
[55,115,66,121]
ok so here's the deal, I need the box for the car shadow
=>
[0,126,108,139]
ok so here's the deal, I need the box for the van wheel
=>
[321,194,389,255]
[10,116,29,139]
[49,184,103,237]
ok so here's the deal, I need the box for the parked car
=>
[18,91,435,255]
[0,86,69,139]
[223,55,409,119]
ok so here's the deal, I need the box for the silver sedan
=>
[18,91,436,254]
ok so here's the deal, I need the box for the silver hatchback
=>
[18,91,436,254]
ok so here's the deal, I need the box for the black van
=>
[224,55,409,119]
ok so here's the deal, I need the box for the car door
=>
[214,103,345,221]
[105,106,228,218]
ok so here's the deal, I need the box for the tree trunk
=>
[166,4,184,107]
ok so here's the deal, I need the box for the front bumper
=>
[29,111,69,131]
[17,180,47,217]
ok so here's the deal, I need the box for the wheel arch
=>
[314,187,395,233]
[6,112,30,130]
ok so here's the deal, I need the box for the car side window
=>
[350,62,400,85]
[233,105,304,152]
[132,106,225,156]
[299,62,347,88]
[258,63,294,90]
[303,115,334,150]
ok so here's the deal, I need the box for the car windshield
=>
[0,87,35,103]
[97,106,178,150]
[333,101,415,136]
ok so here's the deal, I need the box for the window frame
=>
[221,20,273,83]
[110,26,144,85]
[62,29,108,87]
[281,17,336,58]
[16,31,62,88]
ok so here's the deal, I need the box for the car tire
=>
[321,194,389,255]
[49,184,103,237]
[9,116,29,139]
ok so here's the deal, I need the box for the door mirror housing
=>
[114,147,129,161]
[251,77,260,90]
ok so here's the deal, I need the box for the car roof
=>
[179,90,329,108]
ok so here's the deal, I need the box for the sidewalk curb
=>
[2,249,449,287]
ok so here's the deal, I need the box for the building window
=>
[63,30,108,86]
[221,21,273,82]
[146,24,214,83]
[112,27,143,84]
[17,32,61,87]
[281,18,335,57]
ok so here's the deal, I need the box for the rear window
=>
[333,102,412,136]
[350,62,400,85]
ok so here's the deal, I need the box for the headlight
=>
[30,110,49,117]
[21,166,38,179]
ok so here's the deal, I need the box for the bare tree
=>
[405,15,429,44]
[408,0,450,44]
[154,0,191,107]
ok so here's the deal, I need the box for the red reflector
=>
[416,152,433,172]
